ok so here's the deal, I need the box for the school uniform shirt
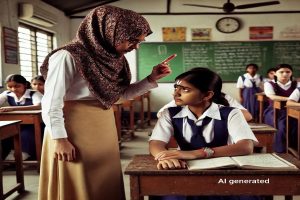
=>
[150,102,258,145]
[236,73,262,88]
[264,80,300,96]
[288,88,300,102]
[0,89,43,106]
[156,94,246,118]
[42,50,158,139]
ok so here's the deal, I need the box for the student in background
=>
[31,75,45,94]
[263,64,300,153]
[236,63,263,121]
[263,67,276,82]
[149,68,258,200]
[0,74,43,160]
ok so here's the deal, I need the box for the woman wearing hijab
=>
[38,5,171,200]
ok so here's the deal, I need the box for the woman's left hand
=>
[148,63,172,82]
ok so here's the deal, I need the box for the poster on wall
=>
[162,27,186,42]
[3,27,19,64]
[191,28,211,41]
[280,25,300,39]
[249,26,273,40]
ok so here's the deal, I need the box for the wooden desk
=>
[0,121,25,199]
[249,123,277,153]
[125,154,300,200]
[256,93,267,123]
[134,95,145,129]
[0,110,42,168]
[286,106,300,159]
[273,99,287,129]
[167,123,276,153]
[121,100,135,137]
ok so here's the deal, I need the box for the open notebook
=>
[187,153,298,170]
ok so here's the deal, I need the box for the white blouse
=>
[42,50,157,139]
[0,89,43,106]
[288,88,300,102]
[264,80,300,96]
[236,73,262,88]
[150,102,258,146]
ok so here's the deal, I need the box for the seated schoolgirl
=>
[31,75,45,94]
[0,74,43,160]
[263,64,300,153]
[149,67,259,200]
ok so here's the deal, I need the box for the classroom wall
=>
[70,0,300,112]
[1,0,299,112]
[0,0,70,87]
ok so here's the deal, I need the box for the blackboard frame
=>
[137,41,300,83]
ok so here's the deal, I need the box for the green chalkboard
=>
[137,41,300,82]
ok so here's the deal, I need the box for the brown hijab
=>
[40,5,152,109]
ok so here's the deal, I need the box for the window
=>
[18,24,53,81]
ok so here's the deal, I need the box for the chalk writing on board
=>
[137,41,300,82]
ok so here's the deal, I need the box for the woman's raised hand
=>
[148,63,172,82]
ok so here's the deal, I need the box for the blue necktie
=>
[187,117,212,148]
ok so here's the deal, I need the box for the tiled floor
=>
[2,124,300,200]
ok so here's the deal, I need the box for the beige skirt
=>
[38,100,125,200]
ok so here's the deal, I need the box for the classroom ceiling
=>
[41,0,300,17]
[41,0,119,16]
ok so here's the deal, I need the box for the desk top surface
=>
[0,120,22,127]
[125,154,300,176]
[286,106,300,111]
[0,110,42,114]
[249,123,277,132]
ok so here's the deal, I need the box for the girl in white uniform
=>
[149,67,258,200]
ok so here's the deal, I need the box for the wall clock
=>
[216,17,241,33]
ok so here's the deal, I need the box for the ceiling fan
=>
[183,0,280,13]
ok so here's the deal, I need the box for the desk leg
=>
[0,141,3,200]
[259,100,263,123]
[13,129,25,193]
[130,176,143,200]
[285,196,292,200]
[273,107,277,129]
[130,104,135,137]
[140,99,144,129]
[146,96,151,126]
[34,117,42,171]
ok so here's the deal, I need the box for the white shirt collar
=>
[271,80,291,87]
[7,89,32,102]
[245,73,259,79]
[173,102,222,121]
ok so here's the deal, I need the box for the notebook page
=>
[232,153,297,169]
[187,157,237,170]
